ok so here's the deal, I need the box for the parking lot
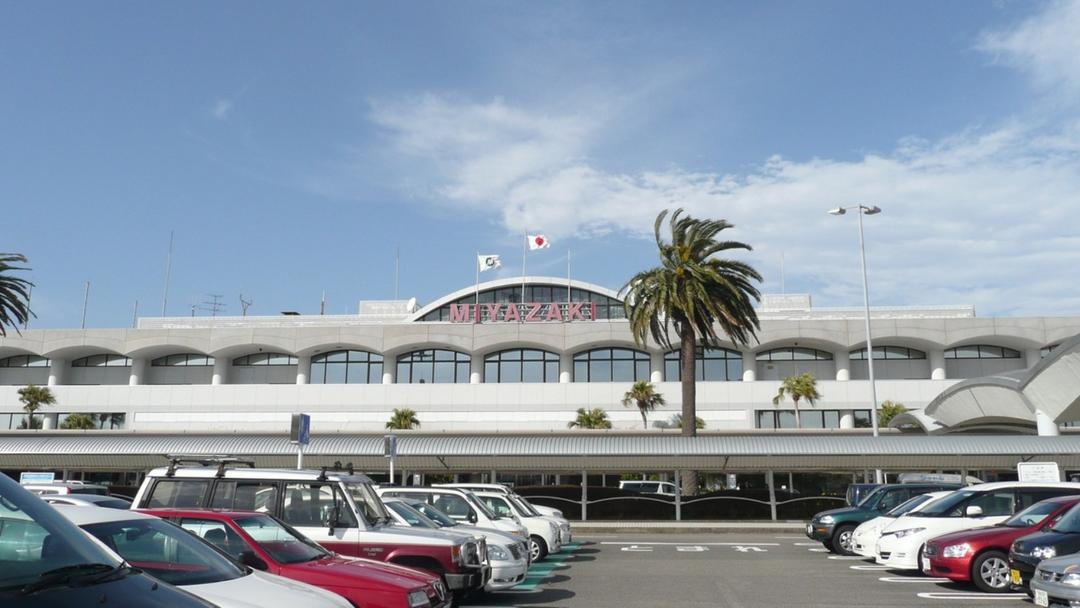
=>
[465,533,1033,607]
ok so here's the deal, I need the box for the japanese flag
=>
[478,254,501,272]
[528,234,551,250]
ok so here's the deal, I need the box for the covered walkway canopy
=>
[3,431,1080,472]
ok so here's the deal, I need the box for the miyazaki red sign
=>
[449,302,598,323]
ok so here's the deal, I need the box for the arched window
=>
[0,355,49,367]
[850,346,926,360]
[396,349,470,383]
[756,347,833,361]
[573,348,649,382]
[665,348,743,381]
[484,349,559,383]
[72,354,132,367]
[233,353,298,366]
[310,350,383,384]
[944,345,1021,359]
[151,354,215,366]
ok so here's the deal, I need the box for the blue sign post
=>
[290,413,310,470]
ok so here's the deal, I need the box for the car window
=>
[178,519,251,560]
[433,493,475,520]
[210,481,279,513]
[1003,500,1065,528]
[281,483,357,529]
[480,495,514,518]
[412,502,457,527]
[1018,489,1080,510]
[234,514,329,564]
[876,489,907,512]
[145,480,210,508]
[952,489,1015,517]
[82,518,245,587]
[386,502,428,527]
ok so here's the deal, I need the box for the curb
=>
[570,521,807,535]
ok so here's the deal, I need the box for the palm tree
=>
[0,253,34,336]
[61,413,97,430]
[18,384,56,430]
[772,372,821,428]
[385,408,420,430]
[621,381,665,429]
[624,209,762,493]
[670,413,705,430]
[567,407,612,429]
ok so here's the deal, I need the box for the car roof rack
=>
[317,461,355,481]
[164,454,257,478]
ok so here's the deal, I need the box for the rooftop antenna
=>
[320,290,326,315]
[161,230,174,316]
[80,281,90,329]
[239,294,253,317]
[132,299,139,328]
[190,303,197,317]
[199,294,225,317]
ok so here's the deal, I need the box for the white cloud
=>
[212,98,233,120]
[366,3,1080,316]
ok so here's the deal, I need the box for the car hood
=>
[1035,553,1080,574]
[1014,530,1080,555]
[813,506,869,521]
[186,571,348,608]
[288,554,439,590]
[928,524,1024,548]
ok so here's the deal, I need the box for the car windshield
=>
[0,477,122,593]
[410,502,458,528]
[1004,500,1065,528]
[510,496,540,517]
[386,501,439,529]
[885,494,934,517]
[465,493,501,520]
[1050,504,1080,534]
[913,490,973,517]
[82,518,244,587]
[856,486,887,508]
[345,482,392,524]
[236,514,331,564]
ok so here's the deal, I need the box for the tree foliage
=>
[772,372,821,428]
[385,408,420,430]
[878,400,908,427]
[670,413,705,430]
[60,413,97,430]
[567,407,612,430]
[0,253,34,336]
[17,384,55,430]
[621,381,665,429]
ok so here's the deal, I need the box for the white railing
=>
[137,314,412,329]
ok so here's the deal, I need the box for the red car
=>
[141,509,450,608]
[924,495,1080,593]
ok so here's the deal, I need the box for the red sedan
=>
[924,495,1080,593]
[141,509,450,608]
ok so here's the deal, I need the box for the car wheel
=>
[830,524,857,556]
[972,550,1012,593]
[530,535,549,562]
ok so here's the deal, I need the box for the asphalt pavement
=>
[463,533,1033,608]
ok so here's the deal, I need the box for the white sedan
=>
[52,505,352,608]
[851,491,953,558]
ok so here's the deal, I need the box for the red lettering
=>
[525,303,543,322]
[591,301,598,319]
[544,302,564,322]
[484,303,502,322]
[503,303,521,322]
[566,302,585,321]
[450,304,471,323]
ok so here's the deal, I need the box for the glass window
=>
[484,349,558,383]
[802,410,825,428]
[479,496,515,518]
[72,354,131,367]
[232,515,331,564]
[964,490,1016,517]
[177,518,250,561]
[145,479,209,509]
[151,353,214,367]
[851,346,927,360]
[945,345,1021,359]
[665,347,742,381]
[310,350,383,384]
[0,355,50,367]
[432,493,475,520]
[571,348,650,382]
[210,481,279,513]
[281,483,357,529]
[776,411,797,429]
[396,349,469,384]
[233,353,297,366]
[756,411,775,429]
[756,347,832,362]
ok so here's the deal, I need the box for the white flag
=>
[528,234,551,250]
[478,254,501,272]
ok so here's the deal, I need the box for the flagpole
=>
[521,231,527,307]
[567,249,572,305]
[475,251,481,315]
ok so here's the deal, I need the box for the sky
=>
[3,0,1080,328]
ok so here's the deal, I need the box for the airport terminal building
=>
[2,276,1079,439]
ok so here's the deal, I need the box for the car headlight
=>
[549,522,559,535]
[1032,546,1058,560]
[942,544,972,559]
[451,544,464,565]
[891,528,926,539]
[407,589,430,608]
[488,544,510,561]
[818,515,835,525]
[1062,572,1080,587]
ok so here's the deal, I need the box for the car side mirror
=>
[239,550,268,571]
[468,510,478,524]
[965,505,984,518]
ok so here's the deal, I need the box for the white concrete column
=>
[128,357,147,386]
[839,410,855,429]
[470,353,483,384]
[742,351,756,382]
[382,367,395,384]
[650,351,664,383]
[1036,410,1061,436]
[47,358,66,386]
[929,349,947,380]
[1025,348,1042,368]
[559,352,572,383]
[295,355,310,384]
[211,357,229,385]
[42,414,57,430]
[835,350,850,382]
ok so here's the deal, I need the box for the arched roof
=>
[409,276,622,322]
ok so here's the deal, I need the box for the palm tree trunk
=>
[793,396,801,428]
[640,409,648,429]
[678,323,698,496]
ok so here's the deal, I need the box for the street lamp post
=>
[829,205,883,484]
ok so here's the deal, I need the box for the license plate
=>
[1011,569,1021,585]
[921,556,931,572]
[1035,588,1048,607]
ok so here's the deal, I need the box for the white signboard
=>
[1018,461,1062,483]
[19,472,55,484]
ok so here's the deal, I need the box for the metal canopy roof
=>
[2,432,1079,472]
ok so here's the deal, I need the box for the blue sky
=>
[3,1,1080,328]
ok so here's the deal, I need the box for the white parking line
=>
[827,555,867,560]
[600,541,780,546]
[850,565,892,570]
[792,542,821,546]
[878,576,950,583]
[774,536,808,539]
[808,548,828,552]
[916,592,1027,600]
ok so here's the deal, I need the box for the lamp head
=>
[827,207,846,216]
[863,205,882,215]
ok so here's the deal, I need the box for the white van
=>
[619,480,677,496]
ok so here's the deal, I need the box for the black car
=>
[0,473,218,608]
[1010,501,1080,591]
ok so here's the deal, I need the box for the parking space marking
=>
[850,565,892,570]
[808,548,828,552]
[792,542,821,546]
[877,576,950,583]
[675,545,709,552]
[509,542,580,592]
[826,555,866,560]
[915,592,1027,600]
[620,545,653,552]
[775,536,808,539]
[733,546,768,552]
[600,541,779,546]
